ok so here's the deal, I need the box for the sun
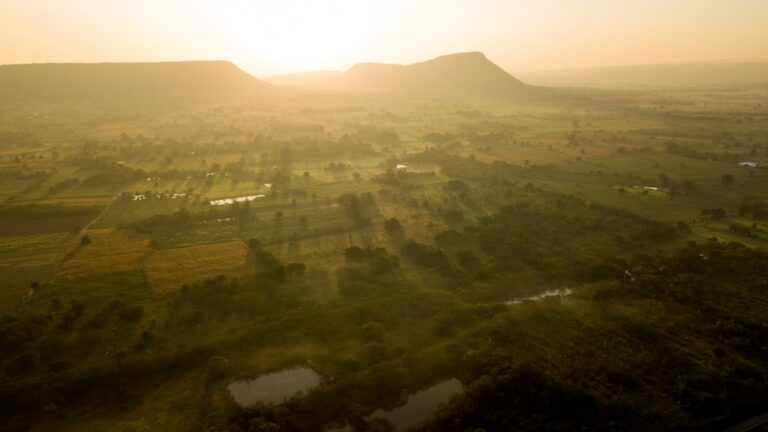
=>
[204,0,395,74]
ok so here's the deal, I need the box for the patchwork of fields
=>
[1,84,768,431]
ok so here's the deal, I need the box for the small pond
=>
[209,194,265,206]
[228,367,321,406]
[505,287,573,305]
[369,378,464,430]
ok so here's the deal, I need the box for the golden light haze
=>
[1,0,767,75]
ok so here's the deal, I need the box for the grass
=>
[55,228,153,280]
[144,240,249,293]
[0,232,72,310]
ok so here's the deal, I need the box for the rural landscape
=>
[2,1,768,431]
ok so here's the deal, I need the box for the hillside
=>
[0,61,273,103]
[267,52,537,99]
[519,61,768,88]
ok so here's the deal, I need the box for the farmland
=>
[145,241,250,293]
[1,81,767,431]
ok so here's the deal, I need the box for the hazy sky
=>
[2,0,767,76]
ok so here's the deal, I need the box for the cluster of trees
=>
[47,178,79,195]
[702,208,727,219]
[420,364,598,432]
[325,162,352,173]
[373,169,436,186]
[417,242,768,431]
[473,197,675,277]
[130,206,252,231]
[729,222,756,237]
[337,192,377,225]
[72,157,148,187]
[738,194,768,219]
[352,126,400,147]
[338,247,400,296]
[664,140,742,163]
[657,173,697,196]
[0,130,40,148]
[401,240,452,273]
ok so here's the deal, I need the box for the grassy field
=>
[55,228,154,279]
[0,232,72,311]
[144,240,250,293]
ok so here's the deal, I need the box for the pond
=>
[505,287,573,305]
[228,367,321,406]
[209,194,265,206]
[369,378,464,430]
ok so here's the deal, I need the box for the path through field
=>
[50,193,120,282]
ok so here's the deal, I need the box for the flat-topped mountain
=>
[267,52,536,99]
[0,61,272,103]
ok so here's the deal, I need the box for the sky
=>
[1,0,767,76]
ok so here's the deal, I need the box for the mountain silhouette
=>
[268,52,536,99]
[0,61,272,103]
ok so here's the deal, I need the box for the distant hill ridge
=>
[268,52,537,99]
[0,61,272,102]
[519,62,768,87]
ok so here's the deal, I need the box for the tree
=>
[721,173,734,188]
[677,221,691,233]
[286,262,305,278]
[681,179,696,194]
[383,218,402,231]
[80,235,91,246]
[361,322,386,342]
[659,173,671,187]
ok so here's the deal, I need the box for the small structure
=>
[738,161,759,168]
[395,164,407,171]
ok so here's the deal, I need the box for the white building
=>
[738,161,759,168]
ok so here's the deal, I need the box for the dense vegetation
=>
[1,76,767,431]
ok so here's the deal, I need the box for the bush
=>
[208,356,230,380]
[383,218,402,231]
[361,322,386,342]
[118,304,144,322]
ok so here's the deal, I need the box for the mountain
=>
[519,62,768,88]
[0,61,273,103]
[266,52,536,99]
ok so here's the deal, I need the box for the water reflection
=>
[228,367,321,406]
[505,287,573,305]
[369,378,464,430]
[209,194,265,206]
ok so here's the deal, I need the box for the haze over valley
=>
[1,1,768,431]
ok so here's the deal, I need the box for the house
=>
[738,161,759,168]
[396,164,407,171]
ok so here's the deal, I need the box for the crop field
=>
[0,232,72,310]
[0,206,102,237]
[55,228,154,279]
[144,240,250,293]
